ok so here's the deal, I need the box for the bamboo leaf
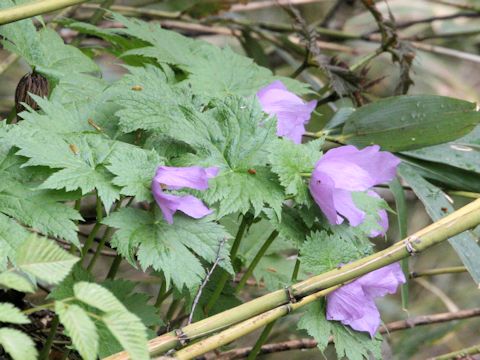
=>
[398,163,480,284]
[341,95,480,151]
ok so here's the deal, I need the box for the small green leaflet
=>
[269,138,322,205]
[0,328,38,360]
[103,208,233,290]
[0,271,35,293]
[298,302,382,360]
[16,235,79,284]
[73,282,149,360]
[0,213,29,270]
[351,191,391,237]
[55,302,99,360]
[0,303,30,324]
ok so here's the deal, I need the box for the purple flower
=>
[257,80,317,144]
[151,166,219,224]
[326,263,406,337]
[309,145,400,231]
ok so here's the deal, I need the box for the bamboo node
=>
[175,328,190,346]
[404,236,420,255]
[284,286,297,304]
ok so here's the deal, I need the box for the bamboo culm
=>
[104,198,480,360]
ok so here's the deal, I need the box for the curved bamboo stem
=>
[0,0,90,25]
[105,198,480,360]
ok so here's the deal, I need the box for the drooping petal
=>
[343,300,381,338]
[332,189,366,226]
[367,190,389,237]
[154,166,219,191]
[309,170,343,225]
[326,281,369,323]
[358,263,406,298]
[153,189,213,224]
[152,180,175,224]
[257,81,316,144]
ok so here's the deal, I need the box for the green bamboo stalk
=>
[0,0,91,25]
[174,286,341,359]
[105,198,480,360]
[410,266,467,278]
[431,343,480,360]
[235,230,279,294]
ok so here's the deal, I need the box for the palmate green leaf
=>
[55,302,99,360]
[300,231,369,275]
[106,144,163,202]
[340,95,480,151]
[111,13,311,97]
[73,282,149,360]
[0,303,30,324]
[0,328,37,360]
[0,2,98,78]
[268,138,322,205]
[9,100,123,209]
[398,163,480,284]
[103,208,232,290]
[0,213,29,270]
[298,302,382,360]
[0,271,35,292]
[16,235,79,284]
[193,97,285,217]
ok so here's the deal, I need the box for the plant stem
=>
[448,190,480,199]
[154,281,167,308]
[204,215,251,315]
[246,322,276,360]
[105,198,480,359]
[86,227,114,271]
[235,231,279,294]
[39,315,60,360]
[410,266,467,278]
[81,193,103,262]
[291,258,301,282]
[432,343,480,360]
[0,0,90,25]
[106,255,122,280]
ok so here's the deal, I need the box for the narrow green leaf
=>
[16,235,79,284]
[55,302,99,360]
[0,271,35,293]
[0,303,30,324]
[341,95,480,151]
[0,328,37,360]
[389,177,409,309]
[73,282,126,313]
[398,163,480,284]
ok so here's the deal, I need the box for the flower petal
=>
[257,81,316,144]
[154,166,219,191]
[358,263,406,298]
[326,281,369,323]
[316,157,375,191]
[344,300,381,338]
[309,170,343,225]
[332,189,365,227]
[154,191,213,224]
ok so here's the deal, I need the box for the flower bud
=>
[14,71,49,116]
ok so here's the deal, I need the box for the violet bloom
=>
[326,263,406,337]
[257,80,317,144]
[309,145,400,233]
[151,166,218,224]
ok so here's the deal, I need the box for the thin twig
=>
[210,308,480,359]
[430,343,480,360]
[188,237,228,325]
